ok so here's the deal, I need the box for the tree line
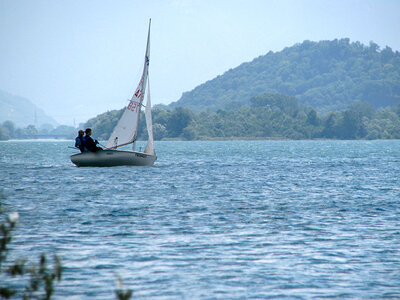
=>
[0,121,76,140]
[3,93,400,142]
[83,93,400,141]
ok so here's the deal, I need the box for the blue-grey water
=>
[1,140,400,299]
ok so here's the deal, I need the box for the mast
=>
[132,18,151,151]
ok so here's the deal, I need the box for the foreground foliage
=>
[0,192,62,299]
[0,192,132,299]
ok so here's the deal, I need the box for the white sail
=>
[144,78,155,155]
[105,20,151,149]
[70,19,156,167]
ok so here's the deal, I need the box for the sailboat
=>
[71,19,156,167]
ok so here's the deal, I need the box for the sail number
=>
[127,101,139,112]
[135,89,142,98]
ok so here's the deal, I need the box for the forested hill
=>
[170,39,400,112]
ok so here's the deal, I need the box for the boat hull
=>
[70,150,156,167]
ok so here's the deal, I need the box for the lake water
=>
[1,140,400,299]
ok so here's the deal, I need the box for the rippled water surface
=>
[1,140,400,299]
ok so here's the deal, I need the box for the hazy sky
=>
[1,0,400,125]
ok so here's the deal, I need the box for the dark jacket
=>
[75,136,85,152]
[83,135,101,152]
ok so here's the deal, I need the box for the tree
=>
[2,121,15,138]
[339,110,361,139]
[348,101,375,119]
[306,108,319,126]
[250,93,299,117]
[152,124,168,140]
[321,112,338,138]
[166,107,194,137]
[0,127,9,140]
[23,125,38,137]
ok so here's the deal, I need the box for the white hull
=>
[70,150,156,167]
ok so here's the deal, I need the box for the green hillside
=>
[170,39,400,112]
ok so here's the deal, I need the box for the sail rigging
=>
[105,19,151,149]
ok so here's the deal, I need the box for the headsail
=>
[105,19,151,149]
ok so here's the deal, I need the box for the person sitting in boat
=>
[83,128,103,152]
[74,129,85,152]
